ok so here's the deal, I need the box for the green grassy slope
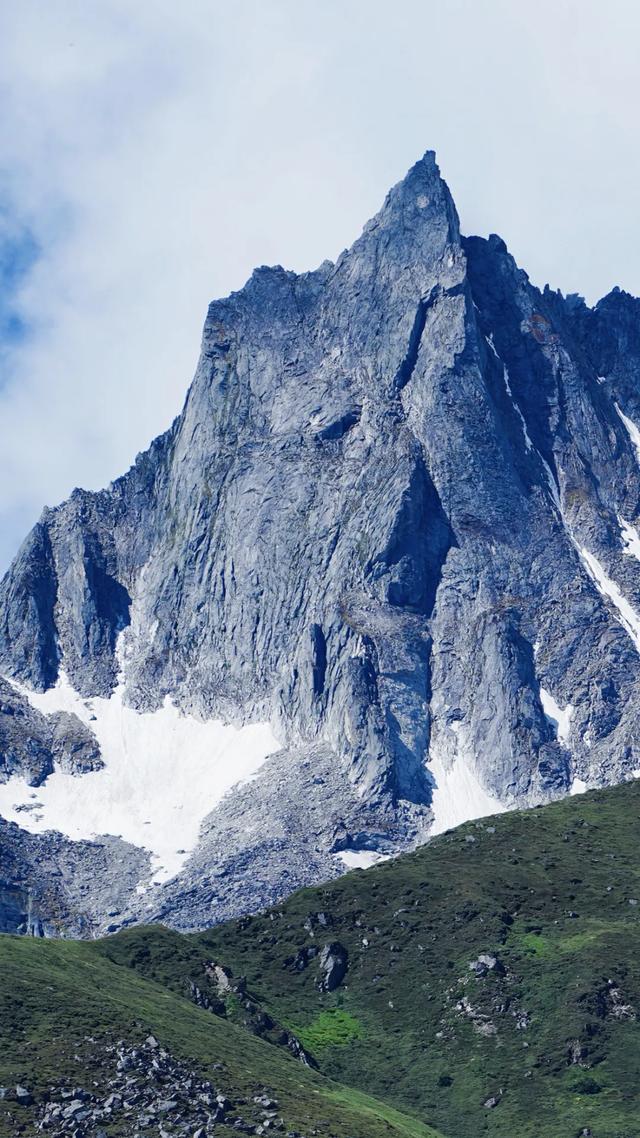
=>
[99,783,640,1138]
[0,936,443,1138]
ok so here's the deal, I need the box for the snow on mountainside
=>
[0,658,280,885]
[2,150,640,936]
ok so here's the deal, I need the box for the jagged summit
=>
[363,148,459,238]
[2,152,640,936]
[221,151,460,334]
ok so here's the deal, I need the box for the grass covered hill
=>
[100,783,640,1138]
[0,935,442,1138]
[3,781,640,1136]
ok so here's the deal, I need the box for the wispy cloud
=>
[1,0,639,569]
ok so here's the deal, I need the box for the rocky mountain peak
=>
[362,148,459,238]
[2,151,640,936]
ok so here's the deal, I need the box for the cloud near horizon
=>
[1,0,640,570]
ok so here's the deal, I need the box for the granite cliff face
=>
[1,151,640,934]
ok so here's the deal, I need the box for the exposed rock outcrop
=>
[0,679,102,786]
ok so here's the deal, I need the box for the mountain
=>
[2,781,640,1137]
[2,151,640,935]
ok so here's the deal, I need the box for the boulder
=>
[317,942,348,991]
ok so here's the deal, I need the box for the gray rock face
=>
[0,817,148,936]
[317,942,348,991]
[2,151,640,933]
[47,711,103,775]
[0,679,102,786]
[0,679,53,787]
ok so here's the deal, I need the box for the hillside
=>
[96,782,640,1138]
[0,935,442,1138]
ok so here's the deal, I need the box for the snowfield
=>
[619,515,640,562]
[539,687,573,744]
[0,671,281,884]
[427,723,506,835]
[336,849,392,870]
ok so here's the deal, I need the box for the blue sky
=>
[1,0,640,570]
[0,220,38,352]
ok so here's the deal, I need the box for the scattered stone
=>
[483,1094,501,1109]
[317,942,348,991]
[156,1098,179,1112]
[189,962,315,1067]
[283,946,318,973]
[205,961,235,994]
[25,1028,296,1137]
[468,953,504,976]
[28,1034,267,1136]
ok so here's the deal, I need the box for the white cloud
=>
[1,0,640,569]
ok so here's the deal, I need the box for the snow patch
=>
[503,366,533,450]
[578,546,640,653]
[540,455,562,514]
[539,687,573,744]
[619,516,640,562]
[485,333,500,359]
[427,724,505,835]
[570,778,588,796]
[486,335,534,453]
[337,850,392,870]
[0,671,281,884]
[616,403,640,467]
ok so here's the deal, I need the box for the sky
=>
[1,0,639,570]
